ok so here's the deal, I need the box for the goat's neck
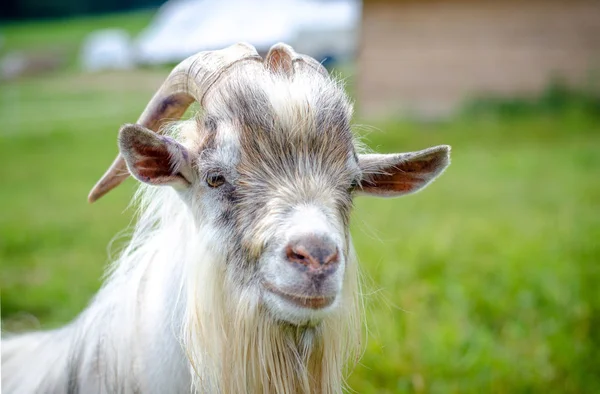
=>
[70,196,195,392]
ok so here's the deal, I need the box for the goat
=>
[1,43,450,393]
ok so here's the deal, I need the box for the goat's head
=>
[89,43,450,326]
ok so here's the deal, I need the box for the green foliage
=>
[462,80,600,119]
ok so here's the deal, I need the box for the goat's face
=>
[214,74,360,325]
[92,43,450,326]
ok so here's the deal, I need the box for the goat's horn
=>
[88,43,261,203]
[265,43,329,77]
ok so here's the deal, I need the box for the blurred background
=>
[1,0,599,392]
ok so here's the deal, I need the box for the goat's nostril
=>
[292,252,305,260]
[286,246,309,263]
[324,249,339,265]
[285,236,339,269]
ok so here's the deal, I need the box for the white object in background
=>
[135,0,361,66]
[80,29,134,72]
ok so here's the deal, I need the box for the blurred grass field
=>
[2,12,600,394]
[2,10,155,67]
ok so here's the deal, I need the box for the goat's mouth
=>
[263,282,336,310]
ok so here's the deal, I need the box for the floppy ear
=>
[358,145,450,197]
[118,124,193,188]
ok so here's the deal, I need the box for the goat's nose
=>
[285,235,339,270]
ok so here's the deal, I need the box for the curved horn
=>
[88,42,261,203]
[265,43,329,77]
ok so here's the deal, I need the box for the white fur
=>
[2,185,195,393]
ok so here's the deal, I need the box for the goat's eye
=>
[349,179,360,192]
[206,173,226,188]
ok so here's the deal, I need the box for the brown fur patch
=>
[400,151,447,174]
[119,124,185,185]
[132,141,174,181]
[362,172,421,193]
[359,146,450,195]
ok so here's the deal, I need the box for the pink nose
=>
[285,235,339,271]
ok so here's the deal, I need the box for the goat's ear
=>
[118,124,193,188]
[357,145,450,197]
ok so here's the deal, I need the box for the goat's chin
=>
[262,287,340,326]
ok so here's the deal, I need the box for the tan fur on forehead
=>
[166,63,357,169]
[238,72,352,173]
[204,65,353,139]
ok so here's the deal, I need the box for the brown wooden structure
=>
[358,0,600,117]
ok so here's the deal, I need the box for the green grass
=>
[2,13,600,394]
